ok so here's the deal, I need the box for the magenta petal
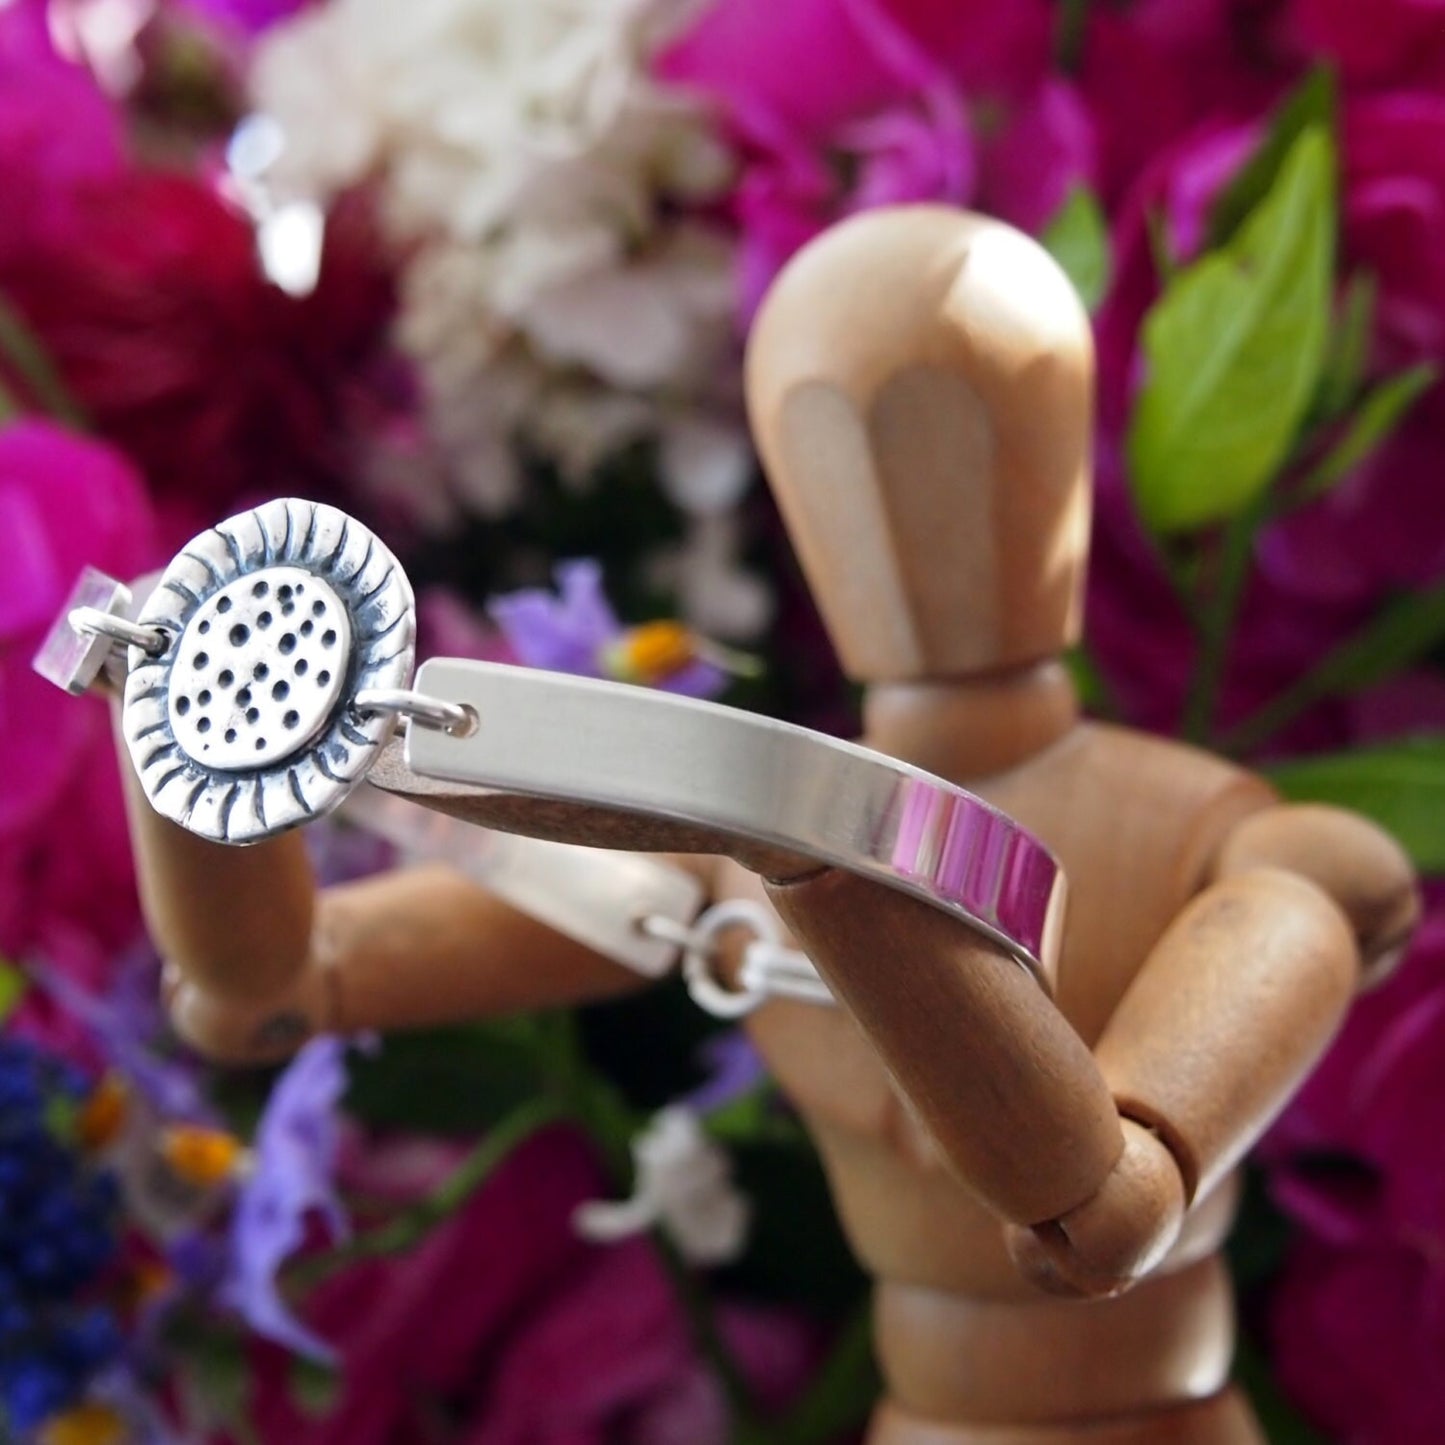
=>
[983,80,1097,235]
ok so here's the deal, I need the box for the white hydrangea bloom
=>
[250,0,755,600]
[574,1105,751,1266]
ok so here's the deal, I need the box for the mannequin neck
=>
[862,660,1080,780]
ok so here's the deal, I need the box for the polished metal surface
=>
[122,499,414,843]
[404,659,1066,986]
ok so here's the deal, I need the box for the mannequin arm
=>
[764,867,1126,1233]
[1008,803,1419,1297]
[118,723,683,1063]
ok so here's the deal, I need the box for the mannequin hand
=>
[1004,1118,1186,1298]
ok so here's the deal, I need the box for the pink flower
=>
[0,0,125,264]
[0,421,156,1053]
[1342,94,1445,364]
[656,0,1089,317]
[463,1238,820,1445]
[178,0,315,36]
[1263,907,1445,1439]
[0,176,395,550]
[1077,0,1289,205]
[238,1127,604,1445]
[237,1125,820,1444]
[1280,0,1445,88]
[1270,1237,1445,1444]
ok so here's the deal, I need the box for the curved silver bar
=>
[401,659,1067,989]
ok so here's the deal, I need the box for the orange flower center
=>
[40,1405,126,1445]
[606,621,696,685]
[77,1074,129,1152]
[160,1125,247,1188]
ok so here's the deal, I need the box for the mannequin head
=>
[745,206,1095,684]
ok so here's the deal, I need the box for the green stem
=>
[1180,502,1263,744]
[536,1012,761,1435]
[652,1228,761,1436]
[1221,675,1324,759]
[0,293,86,428]
[1055,0,1092,73]
[773,1304,878,1445]
[289,1096,567,1289]
[1220,579,1445,756]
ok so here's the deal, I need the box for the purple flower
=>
[30,948,213,1124]
[489,562,627,676]
[685,1032,768,1115]
[221,1036,353,1363]
[489,561,727,699]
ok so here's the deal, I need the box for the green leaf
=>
[1316,271,1377,420]
[0,959,26,1025]
[1041,185,1112,311]
[1065,643,1121,719]
[1145,204,1177,286]
[0,291,86,428]
[1268,737,1445,870]
[1235,1335,1328,1444]
[179,1328,256,1440]
[1297,363,1437,502]
[773,1306,878,1445]
[288,1355,342,1419]
[1226,582,1445,753]
[1054,0,1092,73]
[344,1021,548,1134]
[1207,68,1336,248]
[1128,127,1335,534]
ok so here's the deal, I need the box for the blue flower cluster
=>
[0,1037,122,1435]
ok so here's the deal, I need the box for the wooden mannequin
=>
[110,206,1419,1443]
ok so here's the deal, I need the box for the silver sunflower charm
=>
[123,499,414,844]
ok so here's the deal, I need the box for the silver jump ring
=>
[70,607,168,657]
[355,687,475,736]
[639,905,770,1019]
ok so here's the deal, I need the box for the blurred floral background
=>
[3,0,1445,1439]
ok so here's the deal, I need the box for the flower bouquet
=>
[4,0,1445,1440]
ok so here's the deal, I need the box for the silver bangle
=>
[34,500,1066,989]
